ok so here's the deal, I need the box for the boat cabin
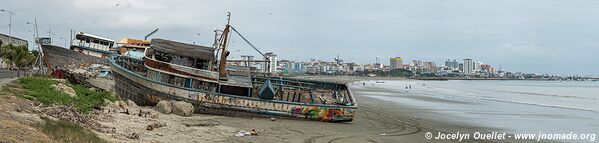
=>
[71,32,115,58]
[143,39,220,89]
[142,39,255,96]
[118,38,150,59]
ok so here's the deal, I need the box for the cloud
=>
[2,0,599,75]
[461,30,511,35]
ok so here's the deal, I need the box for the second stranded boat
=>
[109,19,357,122]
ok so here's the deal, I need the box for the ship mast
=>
[218,12,232,78]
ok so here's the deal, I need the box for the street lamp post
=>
[59,37,67,48]
[1,9,15,61]
[0,9,15,44]
[26,20,39,38]
[26,21,38,49]
[47,28,56,44]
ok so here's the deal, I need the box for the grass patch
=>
[0,80,26,97]
[17,77,116,113]
[71,84,116,113]
[39,118,106,143]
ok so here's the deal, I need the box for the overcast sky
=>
[2,0,599,76]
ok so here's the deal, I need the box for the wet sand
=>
[218,77,515,143]
[0,77,548,143]
[0,76,533,142]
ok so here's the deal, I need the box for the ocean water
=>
[351,80,599,133]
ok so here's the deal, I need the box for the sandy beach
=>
[217,76,508,143]
[2,76,570,143]
[93,76,500,143]
[219,93,490,143]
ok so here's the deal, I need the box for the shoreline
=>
[1,76,541,143]
[292,75,596,82]
[221,76,527,143]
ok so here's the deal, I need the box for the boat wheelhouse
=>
[71,32,115,58]
[117,38,150,60]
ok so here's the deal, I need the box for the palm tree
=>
[1,45,36,76]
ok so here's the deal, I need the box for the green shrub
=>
[18,77,73,105]
[71,84,116,113]
[18,77,116,113]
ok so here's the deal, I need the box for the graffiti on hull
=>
[291,106,354,122]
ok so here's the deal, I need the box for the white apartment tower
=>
[264,52,277,73]
[463,58,474,75]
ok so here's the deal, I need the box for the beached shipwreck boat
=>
[110,19,357,122]
[40,32,114,69]
[40,32,117,89]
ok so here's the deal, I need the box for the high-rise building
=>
[445,59,458,69]
[390,57,403,69]
[264,52,277,73]
[463,58,474,75]
[241,55,254,67]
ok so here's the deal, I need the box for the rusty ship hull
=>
[110,55,357,122]
[41,44,108,68]
[41,44,116,92]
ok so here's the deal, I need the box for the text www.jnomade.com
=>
[425,131,596,142]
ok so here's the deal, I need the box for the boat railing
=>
[252,76,345,90]
[114,56,146,75]
[71,39,114,53]
[144,56,219,80]
[250,77,354,106]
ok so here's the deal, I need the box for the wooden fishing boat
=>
[109,15,357,122]
[40,32,116,89]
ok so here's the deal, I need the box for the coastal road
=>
[0,69,19,79]
[0,69,20,87]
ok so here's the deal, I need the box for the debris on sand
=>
[183,120,221,127]
[104,100,158,118]
[235,129,258,137]
[37,106,115,133]
[250,129,258,135]
[146,121,167,131]
[235,130,249,137]
[127,132,140,139]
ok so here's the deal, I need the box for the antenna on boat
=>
[145,28,159,40]
[217,12,232,78]
[227,12,231,25]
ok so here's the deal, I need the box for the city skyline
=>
[2,0,599,76]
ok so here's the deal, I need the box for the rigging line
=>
[230,26,266,58]
[213,30,226,59]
